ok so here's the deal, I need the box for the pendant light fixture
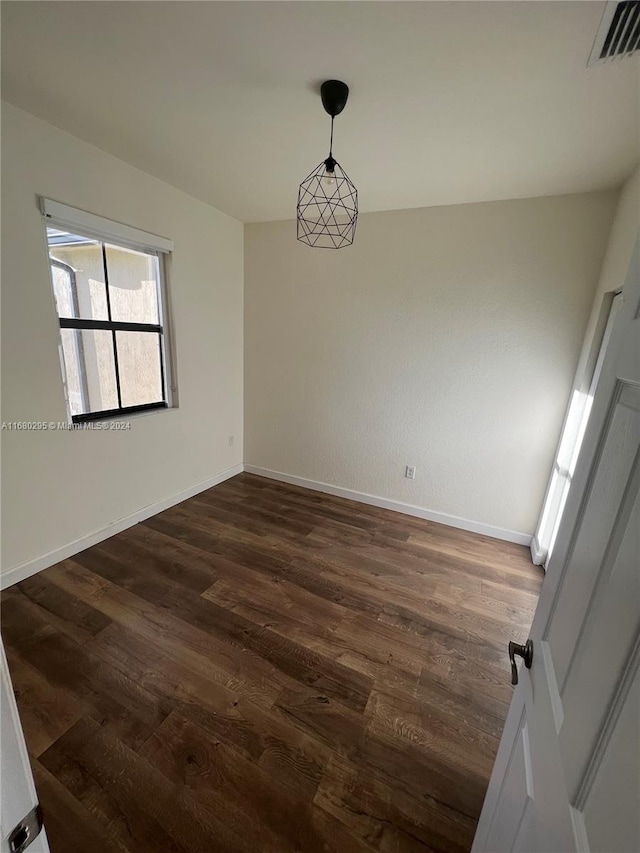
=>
[297,80,358,249]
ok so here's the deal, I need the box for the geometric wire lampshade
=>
[296,79,358,249]
[297,159,358,249]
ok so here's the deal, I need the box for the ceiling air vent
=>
[588,1,640,65]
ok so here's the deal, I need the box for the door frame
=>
[531,289,623,567]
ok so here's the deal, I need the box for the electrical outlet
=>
[405,466,416,479]
[228,435,234,447]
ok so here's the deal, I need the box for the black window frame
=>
[49,238,169,423]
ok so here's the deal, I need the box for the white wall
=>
[244,192,617,539]
[575,165,640,390]
[1,102,244,582]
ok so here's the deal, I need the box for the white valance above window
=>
[40,198,174,254]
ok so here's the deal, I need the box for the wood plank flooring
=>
[1,473,544,853]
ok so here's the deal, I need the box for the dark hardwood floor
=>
[1,473,543,853]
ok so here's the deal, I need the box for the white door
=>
[0,641,49,853]
[473,238,640,853]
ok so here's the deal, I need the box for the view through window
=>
[47,226,170,421]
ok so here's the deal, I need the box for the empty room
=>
[1,2,639,852]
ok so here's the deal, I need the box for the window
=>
[42,199,174,422]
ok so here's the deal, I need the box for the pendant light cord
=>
[329,116,334,158]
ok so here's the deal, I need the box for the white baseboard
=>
[2,460,533,590]
[0,463,243,590]
[243,465,533,547]
[529,534,547,568]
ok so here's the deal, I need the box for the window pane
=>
[116,331,163,408]
[61,329,118,416]
[50,263,75,318]
[106,245,160,325]
[47,228,108,320]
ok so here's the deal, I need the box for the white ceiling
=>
[2,1,639,223]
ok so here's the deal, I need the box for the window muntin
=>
[47,226,169,422]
